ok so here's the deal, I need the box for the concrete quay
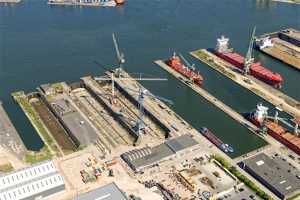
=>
[154,60,261,136]
[191,49,300,119]
[0,101,26,161]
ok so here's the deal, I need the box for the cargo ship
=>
[247,103,300,155]
[212,35,283,88]
[165,53,203,86]
[200,127,234,153]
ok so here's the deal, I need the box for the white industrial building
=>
[0,160,65,200]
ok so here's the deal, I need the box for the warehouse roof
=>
[0,160,65,200]
[243,153,300,197]
[121,135,199,171]
[122,144,174,170]
[72,182,127,200]
[165,134,198,153]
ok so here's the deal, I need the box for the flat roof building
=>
[241,153,300,200]
[50,99,99,146]
[0,160,65,200]
[121,135,200,173]
[72,182,128,200]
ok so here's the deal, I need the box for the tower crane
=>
[244,26,256,74]
[93,33,167,103]
[125,87,174,136]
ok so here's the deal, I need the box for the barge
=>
[200,127,234,153]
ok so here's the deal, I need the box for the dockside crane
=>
[125,87,174,136]
[112,33,125,76]
[257,105,300,135]
[244,26,256,74]
[179,53,196,71]
[94,33,167,104]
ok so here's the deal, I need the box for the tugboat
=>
[165,52,203,86]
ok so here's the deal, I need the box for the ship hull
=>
[247,114,300,156]
[200,127,230,153]
[213,51,283,88]
[165,60,203,86]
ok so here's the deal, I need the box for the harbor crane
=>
[179,53,196,71]
[112,33,125,76]
[258,105,299,135]
[94,33,167,103]
[125,87,174,136]
[244,26,256,74]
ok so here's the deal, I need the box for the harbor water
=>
[0,0,299,156]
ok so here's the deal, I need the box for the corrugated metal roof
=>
[165,135,198,153]
[72,182,127,200]
[0,160,65,200]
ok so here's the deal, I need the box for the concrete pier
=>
[154,60,262,137]
[0,101,26,160]
[255,28,300,70]
[190,49,300,118]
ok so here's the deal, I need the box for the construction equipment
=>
[125,87,174,135]
[244,26,256,74]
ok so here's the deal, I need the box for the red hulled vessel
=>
[213,36,283,88]
[165,53,203,86]
[247,103,300,155]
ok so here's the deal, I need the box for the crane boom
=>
[244,26,256,74]
[179,53,192,68]
[112,33,121,60]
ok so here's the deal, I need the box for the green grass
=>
[12,92,59,156]
[0,163,14,173]
[193,50,236,80]
[51,82,63,91]
[25,146,52,164]
[212,154,273,200]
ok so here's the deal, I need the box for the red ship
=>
[213,35,283,88]
[165,53,203,86]
[247,103,300,155]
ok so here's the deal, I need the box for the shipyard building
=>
[72,182,128,200]
[121,134,200,173]
[0,160,65,200]
[241,153,300,200]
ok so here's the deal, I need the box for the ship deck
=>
[190,49,300,119]
[256,29,300,70]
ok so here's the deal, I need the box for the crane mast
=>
[244,26,256,74]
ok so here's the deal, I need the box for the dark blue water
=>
[0,0,299,155]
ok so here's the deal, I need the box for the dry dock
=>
[190,49,300,119]
[255,28,300,70]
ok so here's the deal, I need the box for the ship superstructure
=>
[247,103,300,155]
[213,34,283,88]
[165,52,203,86]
